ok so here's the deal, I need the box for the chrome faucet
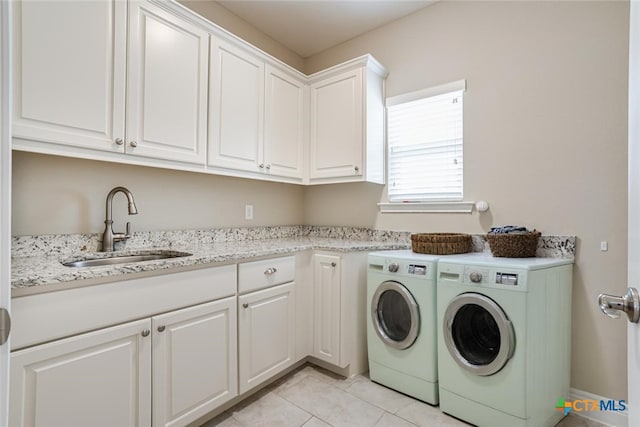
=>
[101,186,138,252]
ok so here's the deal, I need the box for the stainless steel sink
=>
[61,250,192,268]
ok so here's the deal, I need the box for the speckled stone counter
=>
[11,226,413,296]
[11,226,576,297]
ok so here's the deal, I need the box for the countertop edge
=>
[12,240,411,297]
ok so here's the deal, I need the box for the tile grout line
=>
[292,366,421,427]
[338,380,419,427]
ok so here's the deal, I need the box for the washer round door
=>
[371,281,420,350]
[443,293,515,376]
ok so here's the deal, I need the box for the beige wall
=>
[178,0,305,72]
[305,1,630,400]
[11,152,305,235]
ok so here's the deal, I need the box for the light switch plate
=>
[245,204,254,220]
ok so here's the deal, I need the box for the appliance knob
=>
[388,262,400,273]
[469,272,482,283]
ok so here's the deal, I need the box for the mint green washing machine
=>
[367,250,440,405]
[437,253,573,427]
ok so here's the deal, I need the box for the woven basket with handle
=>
[411,233,471,255]
[487,231,541,257]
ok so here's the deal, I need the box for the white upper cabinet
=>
[308,56,387,185]
[12,0,209,165]
[126,0,209,164]
[209,39,305,182]
[12,0,127,152]
[11,0,385,184]
[264,65,306,180]
[310,69,363,181]
[209,39,265,173]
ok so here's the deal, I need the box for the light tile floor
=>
[202,364,607,427]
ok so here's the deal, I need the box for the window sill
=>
[378,201,475,214]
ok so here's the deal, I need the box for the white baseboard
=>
[568,388,628,427]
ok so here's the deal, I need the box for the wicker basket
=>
[487,231,541,258]
[411,233,471,255]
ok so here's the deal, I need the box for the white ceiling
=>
[215,0,435,58]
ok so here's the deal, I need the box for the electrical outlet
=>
[600,241,608,252]
[245,204,254,220]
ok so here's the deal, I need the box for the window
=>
[386,80,465,202]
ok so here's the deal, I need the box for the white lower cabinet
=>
[238,282,295,394]
[9,298,237,427]
[9,252,368,426]
[311,252,369,377]
[312,253,342,365]
[152,297,237,427]
[10,318,153,427]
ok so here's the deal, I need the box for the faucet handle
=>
[125,222,132,238]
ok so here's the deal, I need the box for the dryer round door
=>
[443,293,515,376]
[371,281,420,349]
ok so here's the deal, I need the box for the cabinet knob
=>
[115,138,124,145]
[141,329,150,337]
[264,267,277,275]
[130,140,138,148]
[242,303,249,309]
[354,166,360,173]
[157,325,166,333]
[266,164,271,170]
[331,262,337,267]
[259,164,265,169]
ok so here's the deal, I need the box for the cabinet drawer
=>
[11,265,237,350]
[238,256,295,294]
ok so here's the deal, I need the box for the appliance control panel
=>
[463,267,521,287]
[386,261,430,276]
[496,272,519,286]
[464,267,490,284]
[386,262,430,276]
[368,259,433,279]
[408,264,427,275]
[368,254,437,280]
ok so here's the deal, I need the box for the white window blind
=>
[387,80,465,202]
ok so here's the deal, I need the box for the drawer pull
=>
[264,267,277,275]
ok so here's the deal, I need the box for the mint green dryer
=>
[437,253,573,427]
[367,250,440,405]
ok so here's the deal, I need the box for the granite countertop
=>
[11,225,576,297]
[11,236,410,296]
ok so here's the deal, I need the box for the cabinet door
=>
[264,65,305,180]
[126,0,209,164]
[12,0,126,152]
[209,38,265,173]
[313,254,342,366]
[238,282,295,394]
[9,319,152,427]
[309,68,364,180]
[152,297,237,427]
